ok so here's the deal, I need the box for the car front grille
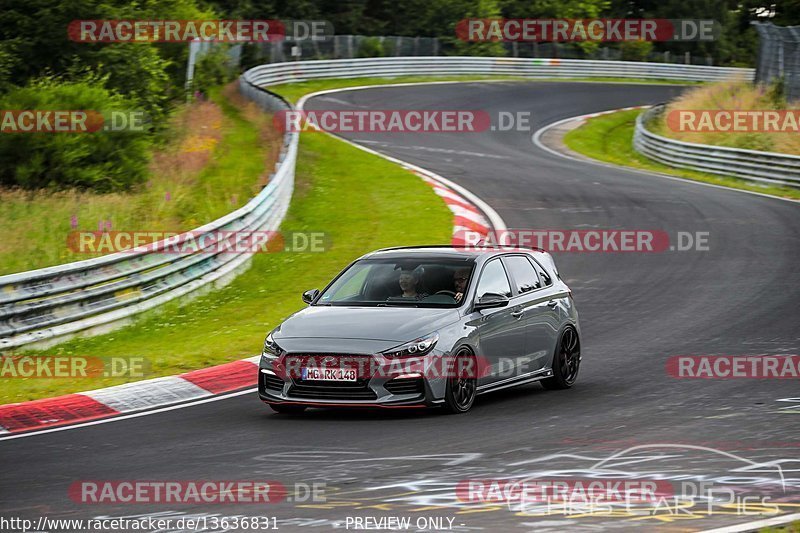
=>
[385,377,424,396]
[289,379,378,400]
[286,354,378,401]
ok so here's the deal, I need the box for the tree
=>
[452,0,507,56]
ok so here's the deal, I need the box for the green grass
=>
[269,75,700,104]
[1,122,453,403]
[563,109,800,201]
[0,86,276,275]
[760,520,800,532]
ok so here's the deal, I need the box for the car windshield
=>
[316,257,476,308]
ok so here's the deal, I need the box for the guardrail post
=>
[185,38,201,99]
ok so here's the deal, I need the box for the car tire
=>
[269,404,307,414]
[443,347,478,414]
[542,326,581,390]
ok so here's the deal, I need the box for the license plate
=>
[302,367,357,381]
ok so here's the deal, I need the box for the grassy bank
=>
[563,109,800,200]
[0,85,281,275]
[650,81,800,154]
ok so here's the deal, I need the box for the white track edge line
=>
[698,512,800,533]
[0,388,256,442]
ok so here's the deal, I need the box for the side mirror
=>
[302,289,320,304]
[473,293,509,311]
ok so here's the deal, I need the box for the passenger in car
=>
[398,267,428,300]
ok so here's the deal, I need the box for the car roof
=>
[360,245,542,261]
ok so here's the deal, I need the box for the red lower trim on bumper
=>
[261,399,429,409]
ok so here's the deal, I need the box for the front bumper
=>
[257,352,449,408]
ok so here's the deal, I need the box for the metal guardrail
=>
[634,105,800,188]
[244,57,753,86]
[0,57,755,350]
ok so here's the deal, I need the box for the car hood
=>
[275,306,460,345]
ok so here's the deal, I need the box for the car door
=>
[502,254,564,373]
[500,255,549,375]
[469,257,526,385]
[527,255,564,370]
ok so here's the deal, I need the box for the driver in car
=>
[453,267,470,303]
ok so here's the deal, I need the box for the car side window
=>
[529,257,553,286]
[505,255,541,294]
[476,259,512,298]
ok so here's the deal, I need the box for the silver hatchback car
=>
[258,246,580,414]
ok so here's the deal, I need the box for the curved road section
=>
[1,82,798,532]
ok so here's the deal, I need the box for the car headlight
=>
[262,331,284,361]
[382,332,439,358]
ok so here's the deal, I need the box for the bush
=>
[382,38,396,57]
[620,40,654,62]
[92,45,174,128]
[191,46,236,96]
[766,77,787,108]
[0,42,19,92]
[357,37,386,58]
[0,77,152,191]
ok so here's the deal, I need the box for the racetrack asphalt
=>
[1,81,798,532]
